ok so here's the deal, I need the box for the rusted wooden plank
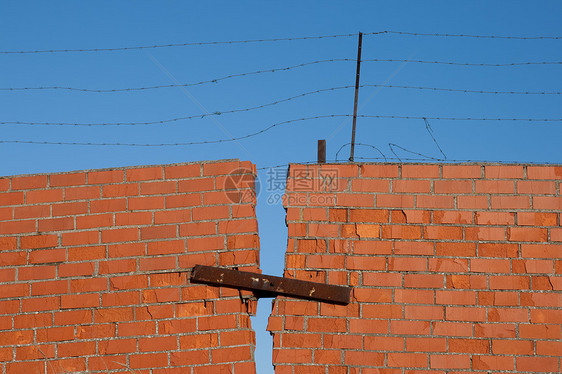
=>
[191,265,351,305]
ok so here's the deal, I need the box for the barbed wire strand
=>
[335,143,388,161]
[4,60,562,94]
[352,156,562,165]
[361,59,562,67]
[0,59,353,93]
[0,115,345,146]
[423,118,447,159]
[0,33,361,54]
[370,31,562,40]
[389,143,442,162]
[2,31,560,54]
[3,114,560,127]
[4,82,562,96]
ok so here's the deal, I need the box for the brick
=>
[54,310,92,325]
[518,212,558,226]
[382,225,421,239]
[64,185,100,200]
[435,242,476,257]
[155,210,190,225]
[0,220,35,234]
[474,323,516,338]
[446,306,486,322]
[436,290,475,305]
[474,356,516,371]
[90,198,127,213]
[351,179,389,192]
[389,257,427,271]
[527,166,562,179]
[517,180,556,194]
[26,189,62,204]
[537,340,562,356]
[387,352,427,368]
[11,175,48,190]
[405,305,443,320]
[29,248,66,264]
[129,196,165,210]
[465,227,506,241]
[521,244,562,258]
[76,213,113,229]
[52,201,88,216]
[336,193,373,207]
[533,196,562,210]
[393,241,433,256]
[67,245,107,262]
[475,211,515,225]
[360,164,398,177]
[475,180,514,193]
[519,323,561,339]
[61,231,99,246]
[508,227,547,242]
[376,194,415,208]
[491,195,530,209]
[179,178,214,192]
[434,180,472,194]
[489,275,530,290]
[37,217,73,232]
[58,262,95,277]
[14,204,50,219]
[98,339,137,354]
[471,258,510,273]
[430,354,470,369]
[457,195,488,209]
[479,243,518,257]
[516,356,559,372]
[403,164,439,178]
[344,351,384,366]
[115,211,152,226]
[60,293,99,309]
[126,167,163,181]
[416,195,454,209]
[423,225,462,240]
[164,164,201,178]
[393,180,431,193]
[349,209,388,223]
[0,192,24,208]
[102,183,139,197]
[404,274,443,288]
[87,169,124,184]
[485,165,524,179]
[448,338,489,353]
[390,320,430,335]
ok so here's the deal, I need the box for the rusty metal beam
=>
[191,265,351,305]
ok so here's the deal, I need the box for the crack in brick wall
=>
[0,160,260,374]
[267,163,562,373]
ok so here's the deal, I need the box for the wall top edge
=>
[0,159,244,179]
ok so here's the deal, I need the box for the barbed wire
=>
[335,143,388,161]
[1,114,561,147]
[0,59,353,93]
[371,31,562,40]
[351,156,562,165]
[3,113,559,127]
[362,59,562,67]
[3,59,561,93]
[0,115,344,146]
[2,31,560,54]
[3,82,561,95]
[361,84,562,95]
[0,33,360,54]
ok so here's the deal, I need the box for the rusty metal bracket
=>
[191,265,351,305]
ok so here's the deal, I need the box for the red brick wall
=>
[268,163,561,373]
[0,160,260,374]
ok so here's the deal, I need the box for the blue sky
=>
[1,1,561,372]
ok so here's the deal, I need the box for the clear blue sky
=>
[1,2,561,372]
